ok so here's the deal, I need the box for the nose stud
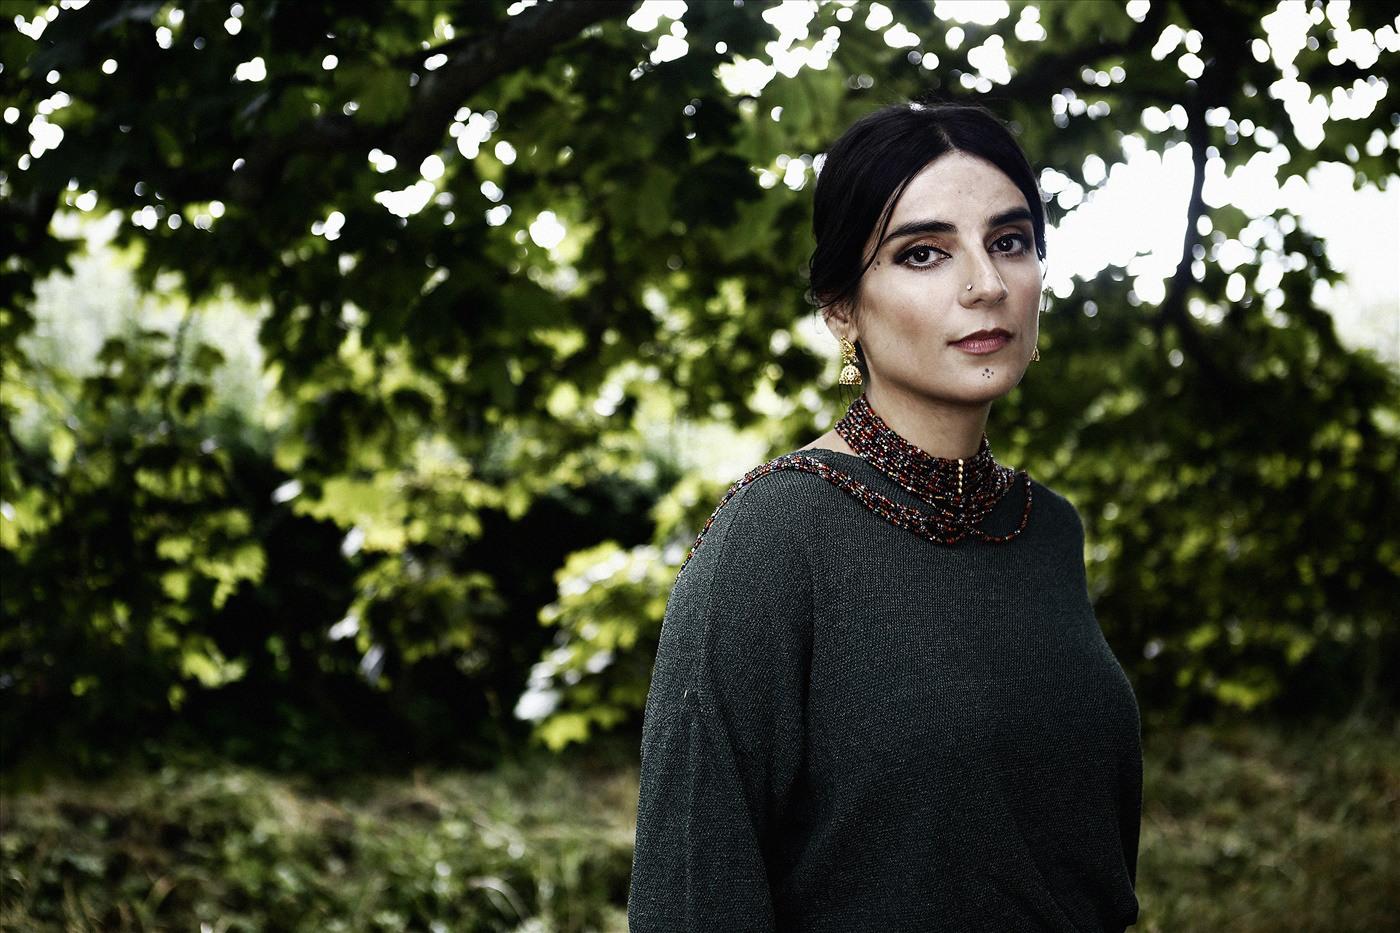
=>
[966,283,973,291]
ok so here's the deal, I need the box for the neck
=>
[863,382,991,461]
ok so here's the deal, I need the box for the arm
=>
[627,481,812,932]
[1068,493,1144,893]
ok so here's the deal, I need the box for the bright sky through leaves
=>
[10,0,1398,358]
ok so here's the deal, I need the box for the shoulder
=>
[664,462,822,644]
[1028,478,1082,517]
[678,456,833,579]
[1028,478,1089,540]
[708,455,836,535]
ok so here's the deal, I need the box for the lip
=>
[950,329,1012,354]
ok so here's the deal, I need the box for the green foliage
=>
[0,252,617,774]
[1,317,266,762]
[524,541,671,752]
[518,462,765,750]
[2,0,1398,765]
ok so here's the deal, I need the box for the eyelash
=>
[896,233,1031,268]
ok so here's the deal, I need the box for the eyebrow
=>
[880,207,1035,248]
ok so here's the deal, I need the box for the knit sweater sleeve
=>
[1068,494,1144,892]
[627,476,813,932]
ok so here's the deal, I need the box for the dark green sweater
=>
[628,447,1142,931]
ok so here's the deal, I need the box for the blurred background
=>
[1,0,1397,929]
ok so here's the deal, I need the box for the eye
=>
[896,244,948,268]
[991,233,1030,255]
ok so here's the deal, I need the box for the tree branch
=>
[999,2,1169,103]
[228,0,635,204]
[1151,89,1230,393]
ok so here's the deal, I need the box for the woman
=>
[627,100,1142,932]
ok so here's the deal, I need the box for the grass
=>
[2,715,1397,931]
[1135,712,1400,931]
[1,738,639,932]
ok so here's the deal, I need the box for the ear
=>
[820,298,859,344]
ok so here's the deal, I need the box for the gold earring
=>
[1031,345,1041,362]
[838,337,863,385]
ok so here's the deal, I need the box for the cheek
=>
[881,275,953,322]
[881,298,943,347]
[1006,264,1042,312]
[859,272,931,338]
[1005,258,1042,289]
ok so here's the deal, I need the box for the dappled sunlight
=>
[9,1,1394,336]
[1044,140,1194,302]
[933,0,1011,26]
[527,210,566,251]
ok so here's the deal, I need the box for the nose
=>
[959,252,1008,308]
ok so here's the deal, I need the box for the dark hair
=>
[807,99,1046,380]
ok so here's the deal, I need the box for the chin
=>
[964,374,1022,403]
[887,371,1021,407]
[915,383,1013,408]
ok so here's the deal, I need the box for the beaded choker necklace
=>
[834,393,1020,518]
[678,393,1032,576]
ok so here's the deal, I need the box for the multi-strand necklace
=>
[677,393,1032,576]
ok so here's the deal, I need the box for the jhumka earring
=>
[838,337,863,385]
[1031,346,1041,362]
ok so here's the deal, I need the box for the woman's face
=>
[827,151,1042,409]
